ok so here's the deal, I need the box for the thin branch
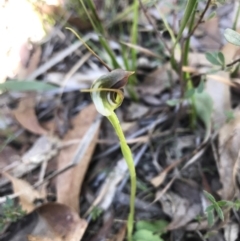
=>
[185,0,211,39]
[226,57,240,67]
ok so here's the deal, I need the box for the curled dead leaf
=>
[12,96,47,135]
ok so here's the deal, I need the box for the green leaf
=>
[217,52,225,67]
[175,0,198,44]
[136,220,168,234]
[207,11,216,20]
[203,191,216,203]
[0,80,57,92]
[207,210,215,227]
[184,88,195,98]
[224,28,240,46]
[217,200,228,207]
[133,229,163,241]
[225,110,235,122]
[234,200,240,210]
[166,99,179,106]
[205,205,215,212]
[197,79,204,93]
[205,52,222,66]
[194,92,213,141]
[215,205,224,221]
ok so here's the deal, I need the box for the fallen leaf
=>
[12,96,48,135]
[3,203,87,241]
[28,236,53,241]
[56,104,100,212]
[194,90,213,142]
[125,103,149,121]
[196,17,221,50]
[110,225,126,241]
[150,159,182,187]
[138,63,178,95]
[0,136,60,187]
[3,173,46,212]
[224,223,239,241]
[218,111,240,199]
[158,180,202,230]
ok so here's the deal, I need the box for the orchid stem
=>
[107,112,136,241]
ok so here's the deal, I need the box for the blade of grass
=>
[233,2,240,30]
[79,0,120,68]
[66,27,112,72]
[170,0,197,73]
[183,1,198,128]
[131,0,139,70]
[106,0,157,27]
[174,0,198,46]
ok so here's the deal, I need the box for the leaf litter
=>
[1,1,240,241]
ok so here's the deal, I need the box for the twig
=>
[185,0,211,39]
[226,57,240,67]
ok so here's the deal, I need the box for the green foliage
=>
[0,80,57,92]
[174,0,198,45]
[79,0,119,69]
[194,90,213,140]
[0,197,26,231]
[90,206,103,221]
[133,219,168,241]
[205,51,225,67]
[225,110,235,122]
[166,99,179,107]
[206,11,216,20]
[224,28,240,46]
[131,0,139,70]
[204,191,240,227]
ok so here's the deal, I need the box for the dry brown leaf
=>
[110,225,127,241]
[197,17,221,50]
[125,103,149,121]
[56,104,99,212]
[3,172,46,212]
[28,236,53,241]
[159,180,202,230]
[12,96,48,135]
[218,111,240,200]
[151,170,167,187]
[205,41,240,131]
[4,203,87,241]
[138,63,178,95]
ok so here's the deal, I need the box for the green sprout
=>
[0,197,26,232]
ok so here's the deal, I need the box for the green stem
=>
[183,1,198,128]
[233,2,240,30]
[107,112,136,241]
